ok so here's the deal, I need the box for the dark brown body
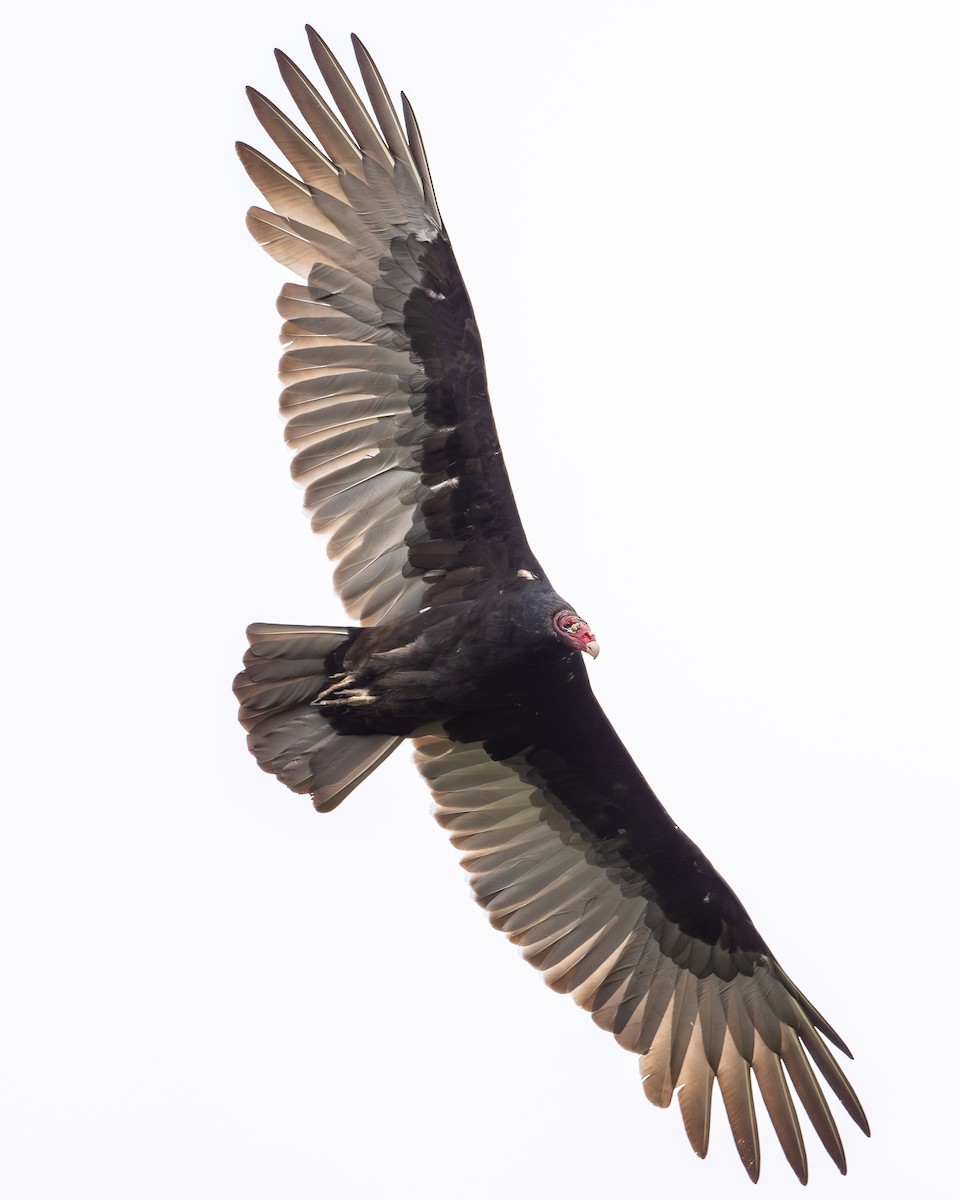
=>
[327,578,582,735]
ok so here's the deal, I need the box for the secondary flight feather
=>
[233,29,869,1183]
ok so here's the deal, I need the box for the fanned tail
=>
[234,621,402,811]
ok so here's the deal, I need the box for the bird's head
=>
[552,609,600,659]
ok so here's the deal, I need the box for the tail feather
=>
[234,622,402,811]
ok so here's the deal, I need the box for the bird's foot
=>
[311,673,354,704]
[314,688,377,709]
[311,675,377,709]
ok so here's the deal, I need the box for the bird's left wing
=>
[414,664,869,1183]
[240,31,544,624]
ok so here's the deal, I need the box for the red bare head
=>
[552,610,600,659]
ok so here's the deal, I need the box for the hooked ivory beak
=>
[583,640,600,659]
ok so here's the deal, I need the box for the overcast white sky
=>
[3,2,958,1196]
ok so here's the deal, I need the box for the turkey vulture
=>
[233,29,869,1183]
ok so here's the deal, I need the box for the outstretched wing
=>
[414,663,869,1184]
[240,30,543,624]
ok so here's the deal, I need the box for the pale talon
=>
[310,673,355,705]
[314,687,377,709]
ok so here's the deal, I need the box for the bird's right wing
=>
[413,661,869,1184]
[240,30,545,625]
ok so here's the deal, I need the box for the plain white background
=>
[3,2,958,1196]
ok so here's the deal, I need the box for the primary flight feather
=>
[233,29,869,1183]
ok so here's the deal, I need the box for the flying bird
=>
[234,29,869,1184]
